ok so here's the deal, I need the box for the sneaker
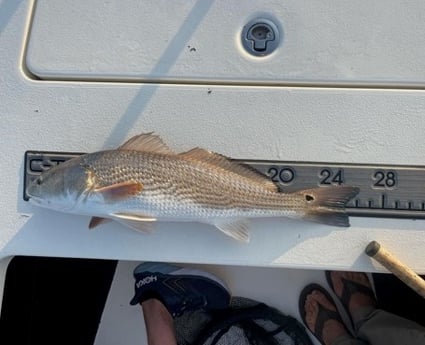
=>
[129,262,231,317]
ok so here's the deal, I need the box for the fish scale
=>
[26,133,359,242]
[84,150,300,218]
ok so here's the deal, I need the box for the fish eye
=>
[35,176,43,185]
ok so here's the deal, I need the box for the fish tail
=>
[296,186,359,227]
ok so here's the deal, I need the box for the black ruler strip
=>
[24,151,425,219]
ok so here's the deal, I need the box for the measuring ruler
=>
[24,151,425,219]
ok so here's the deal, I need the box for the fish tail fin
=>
[297,186,359,227]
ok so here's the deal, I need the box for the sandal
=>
[299,283,348,345]
[325,271,376,326]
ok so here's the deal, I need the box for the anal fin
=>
[213,219,250,243]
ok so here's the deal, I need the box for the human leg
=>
[142,299,177,345]
[355,309,425,345]
[327,271,425,345]
[130,262,231,345]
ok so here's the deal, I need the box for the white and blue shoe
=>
[130,262,231,317]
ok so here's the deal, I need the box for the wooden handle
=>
[365,241,425,299]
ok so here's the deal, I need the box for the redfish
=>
[26,133,359,242]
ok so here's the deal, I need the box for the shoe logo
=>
[136,275,157,288]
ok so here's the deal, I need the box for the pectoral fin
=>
[94,181,143,201]
[213,219,250,243]
[112,212,157,234]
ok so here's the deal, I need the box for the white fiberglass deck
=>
[2,1,425,278]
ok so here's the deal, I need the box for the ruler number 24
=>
[319,168,344,185]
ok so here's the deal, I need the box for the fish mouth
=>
[27,195,76,212]
[25,184,39,200]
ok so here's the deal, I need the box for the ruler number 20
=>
[373,170,397,189]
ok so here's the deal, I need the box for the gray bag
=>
[174,297,313,345]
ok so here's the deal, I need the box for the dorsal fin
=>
[118,132,174,154]
[179,148,278,192]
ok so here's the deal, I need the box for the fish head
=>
[26,156,90,213]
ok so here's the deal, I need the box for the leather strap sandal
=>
[325,271,376,327]
[299,283,349,345]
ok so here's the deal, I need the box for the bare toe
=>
[301,286,351,345]
[329,271,376,315]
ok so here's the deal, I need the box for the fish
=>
[26,133,359,242]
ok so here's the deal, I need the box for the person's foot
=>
[326,271,376,324]
[130,262,231,317]
[299,284,351,345]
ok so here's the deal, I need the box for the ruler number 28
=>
[373,170,397,189]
